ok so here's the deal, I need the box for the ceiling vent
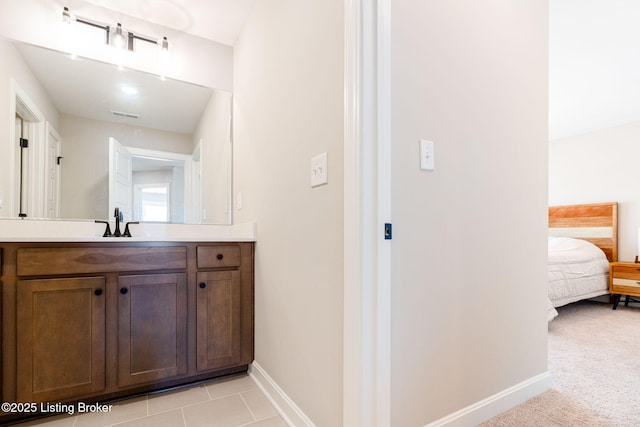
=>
[111,110,139,119]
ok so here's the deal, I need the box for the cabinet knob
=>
[199,282,207,289]
[216,254,224,260]
[120,287,128,295]
[94,289,103,296]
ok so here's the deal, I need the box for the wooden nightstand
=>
[609,262,640,310]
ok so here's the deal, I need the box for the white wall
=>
[390,1,549,425]
[549,121,640,260]
[59,113,191,220]
[193,90,232,224]
[233,1,344,425]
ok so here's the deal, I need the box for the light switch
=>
[311,152,328,187]
[420,139,434,171]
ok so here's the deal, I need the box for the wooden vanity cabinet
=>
[117,273,188,387]
[16,277,106,403]
[196,270,241,371]
[0,241,254,423]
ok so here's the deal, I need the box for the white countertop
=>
[0,220,257,242]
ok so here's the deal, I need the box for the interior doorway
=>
[10,80,50,219]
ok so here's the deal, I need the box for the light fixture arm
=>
[127,31,161,51]
[62,7,168,52]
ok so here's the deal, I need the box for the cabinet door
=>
[196,270,241,371]
[118,273,187,387]
[16,277,106,402]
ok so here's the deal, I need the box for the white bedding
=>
[547,236,610,321]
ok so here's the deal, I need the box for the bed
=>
[547,202,618,321]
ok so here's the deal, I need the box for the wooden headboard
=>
[548,202,618,262]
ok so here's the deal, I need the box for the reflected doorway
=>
[109,139,195,223]
[134,183,171,222]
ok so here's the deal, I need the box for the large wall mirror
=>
[1,37,232,225]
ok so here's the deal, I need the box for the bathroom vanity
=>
[0,230,254,424]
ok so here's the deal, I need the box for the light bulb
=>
[113,23,125,48]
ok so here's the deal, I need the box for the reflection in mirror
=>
[0,37,232,224]
[131,152,186,223]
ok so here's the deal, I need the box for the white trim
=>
[126,147,193,163]
[249,362,315,427]
[9,79,46,219]
[343,0,363,423]
[343,0,392,425]
[343,0,367,425]
[423,372,553,427]
[376,0,391,424]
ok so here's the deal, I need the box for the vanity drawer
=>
[17,246,187,276]
[197,245,241,268]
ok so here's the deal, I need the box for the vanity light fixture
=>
[62,6,109,44]
[61,7,169,53]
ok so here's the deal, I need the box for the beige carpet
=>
[481,300,640,426]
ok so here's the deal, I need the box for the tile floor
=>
[15,374,288,427]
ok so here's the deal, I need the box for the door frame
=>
[9,79,46,219]
[343,0,391,425]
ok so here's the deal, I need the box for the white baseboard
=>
[424,371,553,427]
[249,362,316,427]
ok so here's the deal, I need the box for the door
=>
[109,137,133,221]
[117,273,187,387]
[196,270,241,371]
[44,123,61,218]
[16,277,106,402]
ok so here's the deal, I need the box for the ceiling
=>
[549,0,640,141]
[78,0,256,46]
